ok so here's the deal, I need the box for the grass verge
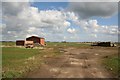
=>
[103,55,120,77]
[2,47,41,78]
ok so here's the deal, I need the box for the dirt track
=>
[25,47,118,78]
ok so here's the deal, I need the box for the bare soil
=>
[25,47,118,78]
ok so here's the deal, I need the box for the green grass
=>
[46,42,90,48]
[1,42,15,46]
[2,47,41,78]
[2,47,40,66]
[103,56,120,76]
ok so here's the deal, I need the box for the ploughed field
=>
[1,42,119,78]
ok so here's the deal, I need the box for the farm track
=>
[25,47,117,78]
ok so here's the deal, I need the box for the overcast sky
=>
[1,1,119,42]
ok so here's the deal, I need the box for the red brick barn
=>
[26,36,45,46]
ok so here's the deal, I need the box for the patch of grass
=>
[1,42,15,46]
[2,47,41,78]
[46,42,90,48]
[2,70,22,78]
[3,47,39,59]
[103,56,120,76]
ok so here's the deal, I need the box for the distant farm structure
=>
[16,36,45,48]
[16,40,25,46]
[91,42,117,47]
[26,36,45,46]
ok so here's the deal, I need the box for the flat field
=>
[1,42,119,78]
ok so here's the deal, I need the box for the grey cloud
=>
[2,2,29,16]
[68,2,118,19]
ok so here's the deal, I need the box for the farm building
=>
[24,41,34,48]
[16,40,25,46]
[26,36,45,46]
[91,42,116,47]
[16,36,45,46]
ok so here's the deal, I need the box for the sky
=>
[1,1,120,42]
